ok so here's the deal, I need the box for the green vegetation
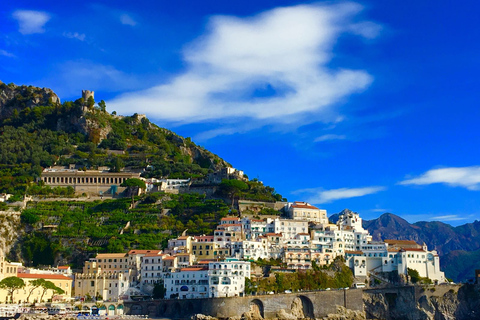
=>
[19,193,230,267]
[0,276,25,302]
[248,257,353,294]
[0,87,226,196]
[408,268,433,284]
[217,178,284,205]
[121,178,147,205]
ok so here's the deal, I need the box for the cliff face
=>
[364,285,480,320]
[0,81,60,118]
[0,212,21,257]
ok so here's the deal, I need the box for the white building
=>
[164,259,250,299]
[271,218,308,240]
[346,240,446,284]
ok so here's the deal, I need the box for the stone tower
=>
[82,90,94,102]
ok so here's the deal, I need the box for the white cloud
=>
[120,14,136,26]
[63,32,86,41]
[431,215,469,222]
[294,186,386,204]
[108,3,378,130]
[399,166,480,190]
[0,50,15,58]
[12,10,51,35]
[314,134,347,142]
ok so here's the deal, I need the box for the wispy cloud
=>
[314,134,347,142]
[399,166,480,190]
[108,3,378,133]
[294,186,386,204]
[120,14,136,26]
[12,10,51,35]
[431,215,469,222]
[63,32,86,41]
[0,50,15,58]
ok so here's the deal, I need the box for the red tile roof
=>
[128,250,162,255]
[18,273,71,280]
[180,268,206,272]
[292,202,319,209]
[345,250,363,255]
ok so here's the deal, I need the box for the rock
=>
[275,309,297,320]
[322,305,366,320]
[192,314,219,320]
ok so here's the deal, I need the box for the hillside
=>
[0,81,284,266]
[0,81,230,197]
[330,209,480,282]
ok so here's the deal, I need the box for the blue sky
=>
[2,1,480,226]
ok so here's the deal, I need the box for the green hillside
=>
[0,82,228,197]
[0,82,284,267]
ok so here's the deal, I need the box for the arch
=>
[116,305,124,315]
[292,296,314,319]
[130,304,143,315]
[173,302,183,316]
[147,304,156,316]
[158,303,167,316]
[249,299,264,319]
[108,305,115,316]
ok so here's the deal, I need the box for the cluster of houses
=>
[0,201,446,303]
[71,202,446,301]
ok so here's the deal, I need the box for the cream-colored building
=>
[75,272,129,302]
[40,168,141,195]
[0,273,72,304]
[0,256,21,280]
[287,202,328,224]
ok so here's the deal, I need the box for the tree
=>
[0,276,25,303]
[219,179,248,207]
[98,100,106,112]
[87,96,95,109]
[39,280,64,302]
[26,279,46,303]
[153,282,166,299]
[121,178,147,205]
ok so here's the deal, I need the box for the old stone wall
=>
[125,289,363,319]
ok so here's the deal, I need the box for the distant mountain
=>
[329,210,480,282]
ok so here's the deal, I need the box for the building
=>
[75,272,128,302]
[271,218,308,240]
[0,273,72,304]
[287,202,328,225]
[40,168,141,195]
[164,259,250,299]
[145,178,191,193]
[0,256,21,280]
[345,240,446,284]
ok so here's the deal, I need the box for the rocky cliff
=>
[364,285,480,320]
[0,81,60,118]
